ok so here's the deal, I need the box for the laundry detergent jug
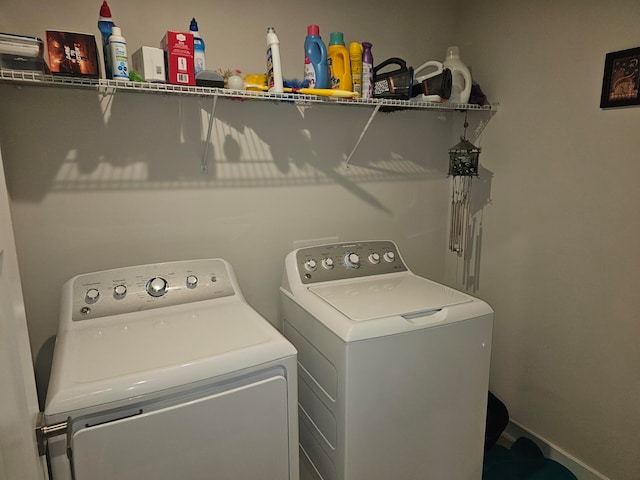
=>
[443,46,471,104]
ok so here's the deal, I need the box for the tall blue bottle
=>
[304,25,329,89]
[98,0,115,78]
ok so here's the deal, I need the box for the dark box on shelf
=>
[45,30,99,78]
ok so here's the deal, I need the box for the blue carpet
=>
[483,437,578,480]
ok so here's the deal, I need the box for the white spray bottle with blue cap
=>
[190,18,206,75]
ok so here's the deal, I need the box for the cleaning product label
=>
[267,46,275,88]
[161,31,195,85]
[111,42,128,79]
[362,61,373,98]
[193,37,205,74]
[304,56,316,87]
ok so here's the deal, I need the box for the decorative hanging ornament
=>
[448,112,480,256]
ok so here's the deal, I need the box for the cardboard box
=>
[131,46,165,82]
[160,31,194,86]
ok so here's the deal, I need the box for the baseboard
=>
[501,420,609,480]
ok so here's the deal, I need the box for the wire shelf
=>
[0,69,497,112]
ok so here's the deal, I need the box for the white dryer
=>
[279,241,493,480]
[44,258,298,480]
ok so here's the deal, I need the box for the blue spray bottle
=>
[98,0,115,78]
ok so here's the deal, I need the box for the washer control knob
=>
[146,277,168,297]
[113,284,127,299]
[368,253,381,264]
[322,257,334,270]
[383,251,396,263]
[304,259,317,272]
[186,275,198,288]
[85,288,100,304]
[344,252,360,268]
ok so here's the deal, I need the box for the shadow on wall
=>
[461,164,493,292]
[0,85,463,210]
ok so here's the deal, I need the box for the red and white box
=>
[160,31,194,85]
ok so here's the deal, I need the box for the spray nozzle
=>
[99,0,112,18]
[190,18,199,32]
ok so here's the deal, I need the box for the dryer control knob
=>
[344,252,360,268]
[322,258,334,269]
[85,288,100,304]
[304,259,317,272]
[383,251,396,262]
[368,253,381,264]
[146,277,168,297]
[113,284,127,299]
[186,275,198,288]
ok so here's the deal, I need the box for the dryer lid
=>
[45,300,295,414]
[309,274,471,322]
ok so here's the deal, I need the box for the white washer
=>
[280,241,493,480]
[45,258,298,480]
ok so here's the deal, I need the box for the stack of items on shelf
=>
[0,1,484,104]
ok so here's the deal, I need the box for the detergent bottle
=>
[443,46,472,104]
[97,0,115,78]
[327,32,352,91]
[304,25,329,89]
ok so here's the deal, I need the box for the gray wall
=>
[1,1,639,479]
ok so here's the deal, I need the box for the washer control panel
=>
[70,259,235,321]
[296,241,407,284]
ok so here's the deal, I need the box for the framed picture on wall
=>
[600,46,640,108]
[45,31,99,78]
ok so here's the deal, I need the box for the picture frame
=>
[45,31,99,78]
[600,46,640,108]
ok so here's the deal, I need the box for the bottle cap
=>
[362,41,372,49]
[446,46,460,58]
[99,0,112,18]
[349,42,362,55]
[307,25,320,36]
[329,32,344,46]
[111,26,121,36]
[190,18,198,32]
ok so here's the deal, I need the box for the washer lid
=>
[309,274,472,322]
[45,299,295,414]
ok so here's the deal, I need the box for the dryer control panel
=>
[295,241,407,284]
[68,259,235,321]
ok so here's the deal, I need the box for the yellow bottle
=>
[349,42,362,96]
[328,32,352,91]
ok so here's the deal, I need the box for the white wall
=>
[3,1,638,479]
[0,0,464,404]
[452,1,640,479]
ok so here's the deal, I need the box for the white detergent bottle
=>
[109,26,129,80]
[443,46,471,104]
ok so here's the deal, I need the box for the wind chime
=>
[448,111,480,256]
